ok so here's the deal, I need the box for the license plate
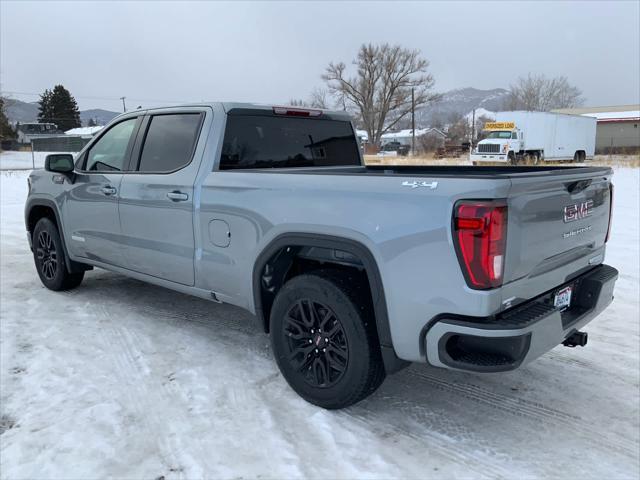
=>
[554,286,573,311]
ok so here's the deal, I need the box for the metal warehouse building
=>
[553,105,640,153]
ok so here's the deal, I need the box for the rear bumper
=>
[424,264,618,372]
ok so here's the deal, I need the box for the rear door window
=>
[137,113,203,173]
[220,114,360,169]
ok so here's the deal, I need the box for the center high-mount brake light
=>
[272,106,322,117]
[453,200,508,289]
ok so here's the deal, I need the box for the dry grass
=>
[364,153,640,168]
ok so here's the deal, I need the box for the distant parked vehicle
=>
[471,112,596,165]
[435,142,470,159]
[381,141,410,156]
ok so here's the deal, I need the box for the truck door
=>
[118,110,205,286]
[64,116,141,266]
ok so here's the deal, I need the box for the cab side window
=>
[511,132,518,139]
[136,113,203,173]
[85,118,138,172]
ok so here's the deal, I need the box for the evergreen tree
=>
[0,97,16,141]
[87,117,97,127]
[37,89,53,124]
[37,85,81,131]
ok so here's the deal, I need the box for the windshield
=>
[486,131,513,139]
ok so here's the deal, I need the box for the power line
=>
[0,90,190,104]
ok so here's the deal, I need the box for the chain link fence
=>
[31,136,91,153]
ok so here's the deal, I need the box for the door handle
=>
[101,186,117,196]
[167,191,189,202]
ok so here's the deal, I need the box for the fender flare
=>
[25,197,83,273]
[252,232,408,373]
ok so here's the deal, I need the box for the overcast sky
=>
[2,0,639,112]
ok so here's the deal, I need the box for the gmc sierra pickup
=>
[25,103,618,409]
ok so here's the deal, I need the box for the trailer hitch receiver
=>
[562,331,588,348]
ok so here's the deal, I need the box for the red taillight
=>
[605,183,614,243]
[453,200,508,289]
[273,106,322,117]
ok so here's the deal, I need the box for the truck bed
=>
[237,164,612,178]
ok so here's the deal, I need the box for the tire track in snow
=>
[87,281,638,469]
[94,303,204,478]
[123,299,511,477]
[406,368,579,421]
[118,302,311,478]
[342,407,512,479]
[544,351,632,384]
[110,321,215,477]
[135,303,256,336]
[404,368,638,460]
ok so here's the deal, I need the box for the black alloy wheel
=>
[283,299,349,388]
[36,230,58,280]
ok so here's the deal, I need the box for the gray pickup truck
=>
[25,103,618,409]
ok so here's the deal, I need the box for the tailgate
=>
[504,168,612,287]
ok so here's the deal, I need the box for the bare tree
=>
[288,88,330,109]
[474,114,494,142]
[417,132,444,154]
[323,43,438,146]
[505,73,584,111]
[309,87,329,109]
[445,112,470,144]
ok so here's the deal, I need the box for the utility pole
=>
[120,96,127,113]
[470,108,476,153]
[411,88,416,156]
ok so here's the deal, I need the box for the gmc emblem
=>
[564,200,594,223]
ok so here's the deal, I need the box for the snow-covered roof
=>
[356,128,446,143]
[381,128,445,140]
[581,110,640,122]
[64,126,104,136]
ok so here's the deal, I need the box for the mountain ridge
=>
[3,98,121,126]
[4,87,510,128]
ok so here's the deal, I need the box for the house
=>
[380,128,447,150]
[15,122,61,144]
[355,129,369,143]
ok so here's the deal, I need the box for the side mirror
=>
[45,154,75,174]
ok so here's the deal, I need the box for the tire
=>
[32,218,84,291]
[532,152,541,165]
[523,152,540,165]
[573,151,581,163]
[507,151,516,165]
[270,270,386,409]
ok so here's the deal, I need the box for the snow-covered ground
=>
[1,164,638,479]
[0,151,62,171]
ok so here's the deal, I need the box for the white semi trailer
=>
[471,111,596,165]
